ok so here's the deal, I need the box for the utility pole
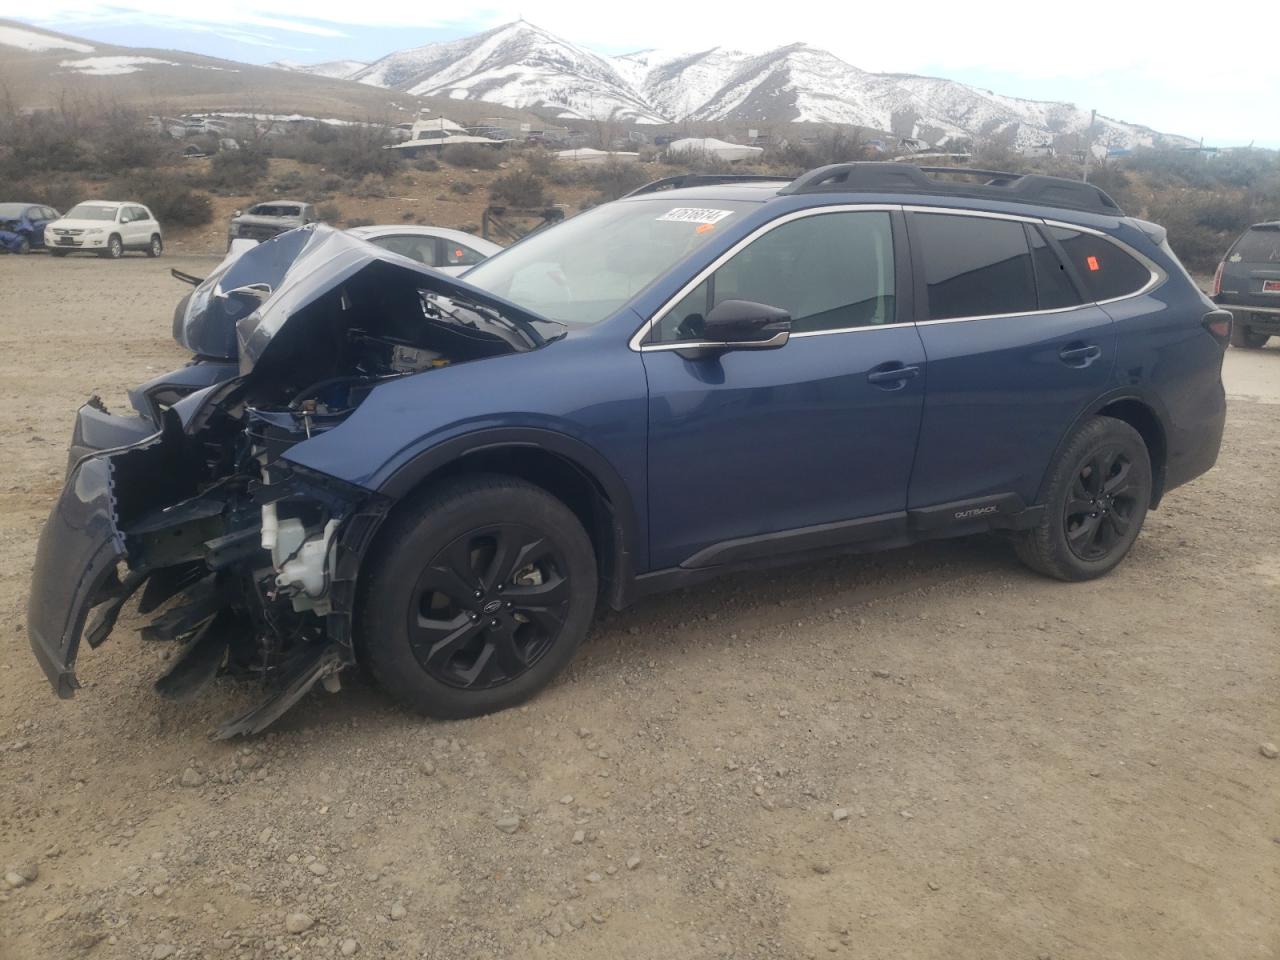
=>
[1082,108,1096,182]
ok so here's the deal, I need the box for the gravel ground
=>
[1,254,1277,960]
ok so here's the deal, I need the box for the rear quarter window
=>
[1047,227,1153,302]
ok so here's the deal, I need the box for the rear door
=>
[641,207,926,570]
[907,210,1116,509]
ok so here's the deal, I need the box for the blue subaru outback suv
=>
[27,163,1230,735]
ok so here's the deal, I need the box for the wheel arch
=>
[376,429,641,610]
[1037,391,1170,509]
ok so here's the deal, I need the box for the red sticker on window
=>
[1086,255,1101,272]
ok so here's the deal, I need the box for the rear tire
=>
[1230,324,1270,349]
[359,474,597,720]
[15,237,30,255]
[146,234,163,258]
[1016,416,1152,581]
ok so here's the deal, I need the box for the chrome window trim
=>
[630,204,900,352]
[902,204,1040,224]
[631,205,1168,351]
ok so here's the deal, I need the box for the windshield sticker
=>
[657,207,734,225]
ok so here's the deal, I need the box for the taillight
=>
[1203,309,1232,346]
[1211,261,1224,297]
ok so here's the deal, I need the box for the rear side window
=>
[1230,227,1280,264]
[1028,226,1081,310]
[444,242,486,267]
[1047,227,1152,301]
[915,214,1036,320]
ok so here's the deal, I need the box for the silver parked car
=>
[228,201,318,246]
[346,224,501,275]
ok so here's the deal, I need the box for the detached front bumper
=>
[28,446,135,696]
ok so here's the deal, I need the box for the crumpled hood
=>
[175,223,561,369]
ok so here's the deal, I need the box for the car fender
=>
[1033,385,1171,508]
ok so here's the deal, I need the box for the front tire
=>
[359,474,598,720]
[1016,416,1152,581]
[146,234,163,258]
[101,235,123,259]
[15,237,31,255]
[1230,324,1270,349]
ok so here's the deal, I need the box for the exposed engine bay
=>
[27,225,562,736]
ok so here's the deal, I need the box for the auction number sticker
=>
[657,207,734,225]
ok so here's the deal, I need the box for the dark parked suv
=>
[1212,220,1280,348]
[27,163,1230,735]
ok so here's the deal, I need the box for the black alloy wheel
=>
[360,474,597,719]
[410,522,571,690]
[1015,416,1151,581]
[1063,445,1142,561]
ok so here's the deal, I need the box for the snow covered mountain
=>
[327,20,1190,148]
[351,21,665,124]
[269,59,367,80]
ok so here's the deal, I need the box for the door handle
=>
[1059,344,1102,367]
[866,363,920,387]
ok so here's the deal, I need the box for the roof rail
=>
[623,173,794,199]
[778,162,1124,216]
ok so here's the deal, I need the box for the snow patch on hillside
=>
[0,24,94,53]
[59,56,177,76]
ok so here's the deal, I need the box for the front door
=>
[641,208,926,570]
[905,210,1117,509]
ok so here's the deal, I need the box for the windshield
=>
[1233,227,1280,264]
[462,198,755,324]
[0,203,29,218]
[66,204,118,221]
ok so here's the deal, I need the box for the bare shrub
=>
[489,169,547,207]
[442,143,501,170]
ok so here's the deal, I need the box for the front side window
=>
[462,199,755,325]
[652,210,896,342]
[915,213,1037,320]
[1047,227,1153,302]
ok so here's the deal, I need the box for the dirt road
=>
[1,255,1277,960]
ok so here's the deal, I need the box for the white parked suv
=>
[47,201,163,259]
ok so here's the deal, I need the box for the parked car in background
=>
[1212,220,1280,348]
[227,201,318,247]
[0,202,60,254]
[346,224,501,274]
[46,202,162,259]
[27,163,1228,735]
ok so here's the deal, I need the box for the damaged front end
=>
[27,224,561,735]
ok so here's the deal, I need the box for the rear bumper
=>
[1213,298,1280,331]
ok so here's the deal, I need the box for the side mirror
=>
[700,299,791,349]
[233,209,242,218]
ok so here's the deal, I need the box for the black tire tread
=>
[1016,416,1151,581]
[359,473,596,720]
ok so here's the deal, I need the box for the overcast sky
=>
[8,0,1278,146]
